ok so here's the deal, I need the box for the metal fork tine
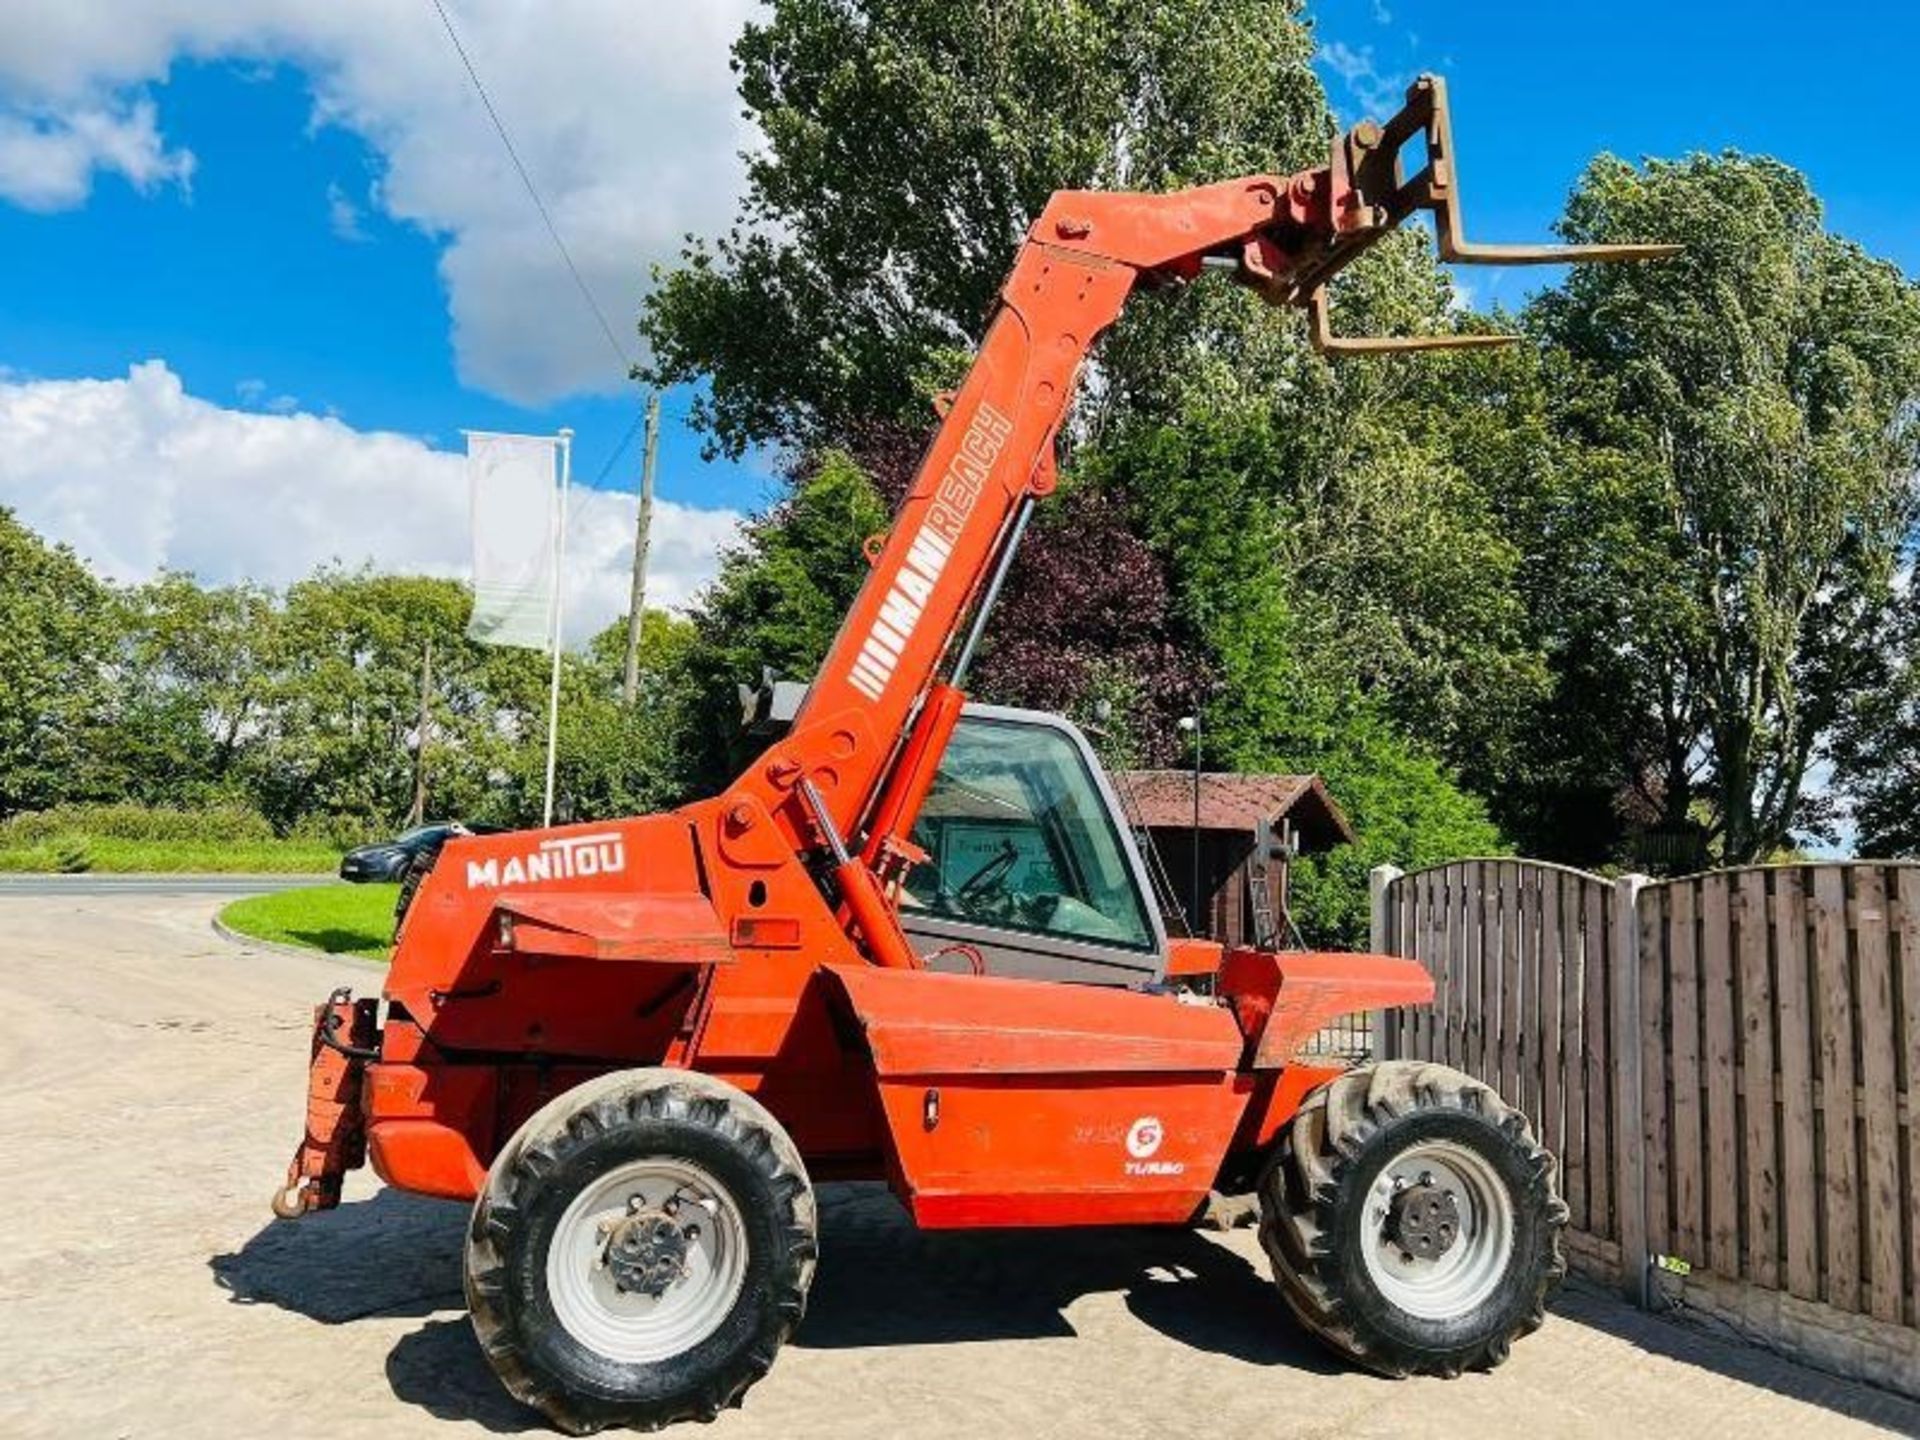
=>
[1442,239,1685,266]
[1307,291,1519,356]
[1296,75,1679,354]
[1415,74,1681,268]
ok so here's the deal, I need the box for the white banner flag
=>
[466,431,562,650]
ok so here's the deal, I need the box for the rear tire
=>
[465,1069,816,1434]
[1257,1061,1565,1377]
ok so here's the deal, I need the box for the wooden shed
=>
[1112,771,1353,948]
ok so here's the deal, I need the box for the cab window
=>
[903,718,1154,950]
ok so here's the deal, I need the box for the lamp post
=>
[1176,713,1202,936]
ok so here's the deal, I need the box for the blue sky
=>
[0,57,765,512]
[0,1,1914,622]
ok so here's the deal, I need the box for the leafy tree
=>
[641,0,1329,457]
[252,571,517,832]
[1092,402,1506,944]
[1529,153,1920,864]
[489,611,702,824]
[1288,701,1508,947]
[111,573,278,806]
[1833,590,1920,857]
[0,508,120,816]
[677,452,891,788]
[1092,359,1546,772]
[964,482,1202,763]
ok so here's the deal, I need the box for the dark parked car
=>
[340,823,483,882]
[340,822,510,936]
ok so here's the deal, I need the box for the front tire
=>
[465,1069,816,1434]
[391,854,429,940]
[1258,1061,1565,1377]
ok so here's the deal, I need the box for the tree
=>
[638,0,1527,942]
[111,573,278,807]
[252,571,521,832]
[0,508,120,816]
[507,611,701,824]
[640,0,1329,458]
[964,482,1203,765]
[1833,588,1920,857]
[677,452,892,788]
[1529,153,1920,864]
[1091,401,1506,945]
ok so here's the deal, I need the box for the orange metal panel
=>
[1164,937,1225,978]
[875,1072,1246,1228]
[1235,1061,1350,1154]
[827,965,1244,1074]
[364,1060,497,1200]
[367,1120,487,1201]
[497,891,731,964]
[385,814,716,1059]
[1221,948,1432,1069]
[828,967,1248,1226]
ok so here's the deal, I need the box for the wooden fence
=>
[1371,859,1920,1388]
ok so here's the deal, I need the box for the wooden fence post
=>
[1613,872,1652,1308]
[1370,864,1405,1061]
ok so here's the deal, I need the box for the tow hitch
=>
[272,987,378,1218]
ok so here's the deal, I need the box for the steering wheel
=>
[955,840,1020,911]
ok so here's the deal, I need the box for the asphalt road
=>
[0,872,332,896]
[2,890,1917,1439]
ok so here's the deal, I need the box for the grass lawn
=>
[0,838,341,873]
[219,883,399,960]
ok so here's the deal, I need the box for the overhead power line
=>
[425,0,633,372]
[590,405,649,488]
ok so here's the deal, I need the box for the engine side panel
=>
[827,965,1250,1226]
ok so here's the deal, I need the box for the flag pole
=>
[542,428,572,828]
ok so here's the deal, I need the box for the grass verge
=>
[219,883,398,960]
[0,838,341,873]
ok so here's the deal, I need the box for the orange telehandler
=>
[276,76,1674,1433]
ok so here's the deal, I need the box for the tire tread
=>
[1257,1060,1566,1378]
[465,1068,816,1435]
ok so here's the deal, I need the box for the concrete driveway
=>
[2,889,1916,1439]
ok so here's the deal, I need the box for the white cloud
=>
[0,97,193,210]
[0,1,761,403]
[1318,41,1412,120]
[325,178,367,241]
[234,375,302,413]
[0,361,739,642]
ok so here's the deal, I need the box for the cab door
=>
[895,705,1167,986]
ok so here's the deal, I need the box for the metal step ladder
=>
[1249,819,1303,951]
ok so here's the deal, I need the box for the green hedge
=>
[0,801,277,844]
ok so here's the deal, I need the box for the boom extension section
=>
[765,72,1676,922]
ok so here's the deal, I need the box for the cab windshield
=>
[903,717,1154,950]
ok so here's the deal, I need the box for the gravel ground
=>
[2,890,1917,1440]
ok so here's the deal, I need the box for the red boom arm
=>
[716,75,1674,965]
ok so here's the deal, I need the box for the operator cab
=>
[896,704,1169,986]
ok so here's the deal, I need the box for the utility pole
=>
[622,391,661,707]
[408,634,433,827]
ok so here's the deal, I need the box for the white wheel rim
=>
[545,1157,749,1364]
[1359,1138,1514,1321]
